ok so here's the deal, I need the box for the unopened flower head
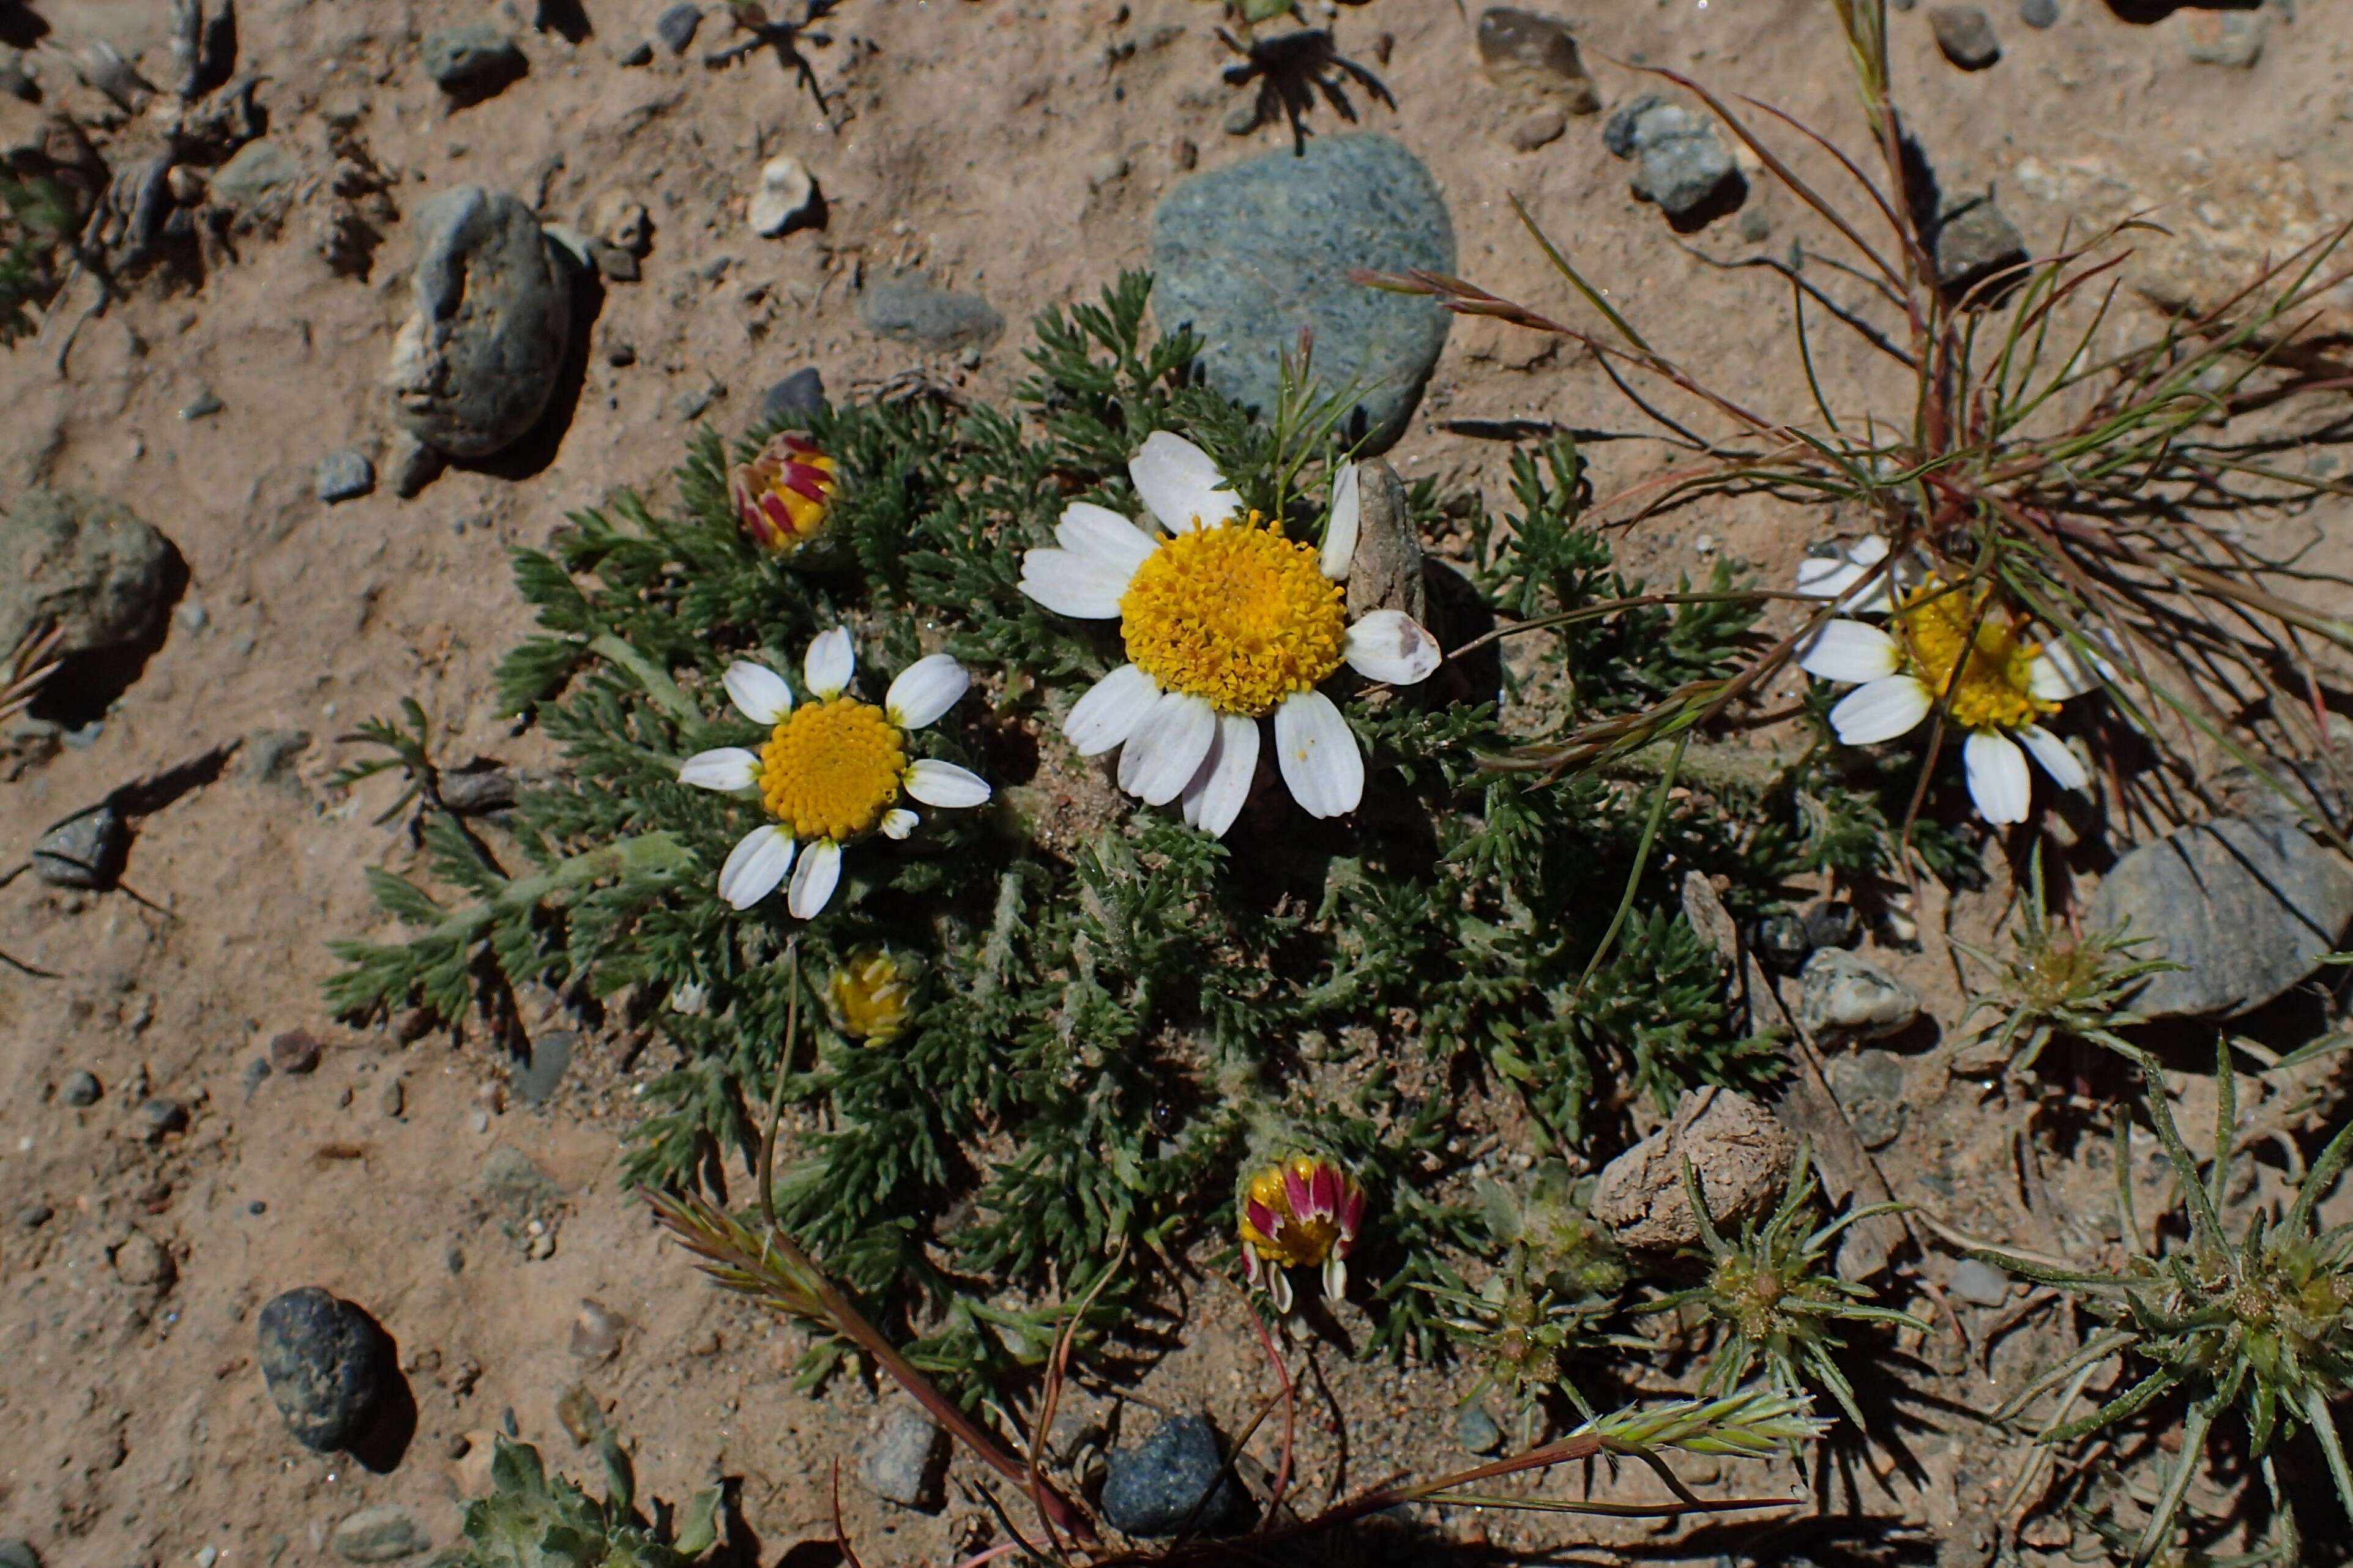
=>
[1799,577,2098,826]
[827,945,920,1043]
[732,432,845,559]
[1019,434,1442,837]
[1238,1153,1367,1313]
[677,628,992,918]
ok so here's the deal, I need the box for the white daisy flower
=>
[1794,534,1903,616]
[677,628,991,917]
[1018,434,1442,836]
[1800,579,2098,827]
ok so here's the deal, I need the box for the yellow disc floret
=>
[758,697,907,841]
[1118,515,1348,718]
[1894,579,2055,733]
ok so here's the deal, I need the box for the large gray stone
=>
[2087,816,2353,1019]
[1797,949,1920,1043]
[210,138,300,207]
[0,488,173,661]
[384,187,572,459]
[256,1287,384,1452]
[856,1402,947,1512]
[1100,1414,1247,1537]
[1150,133,1455,455]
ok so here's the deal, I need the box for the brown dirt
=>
[4,0,2352,1563]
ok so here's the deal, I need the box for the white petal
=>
[679,747,761,793]
[1848,535,1890,566]
[1182,712,1260,838]
[1830,674,1933,746]
[723,661,792,726]
[1319,463,1361,580]
[903,759,991,809]
[1130,430,1237,532]
[1064,664,1162,757]
[2015,724,2089,792]
[1796,538,1897,615]
[1964,730,2032,825]
[804,627,856,699]
[1056,501,1162,570]
[1267,1267,1294,1314]
[884,654,969,730]
[717,825,795,910]
[786,839,842,919]
[879,808,919,840]
[1343,609,1441,686]
[1798,620,1901,684]
[1273,689,1364,819]
[1117,691,1217,806]
[1018,548,1133,620]
[1322,1254,1348,1302]
[2030,642,2099,701]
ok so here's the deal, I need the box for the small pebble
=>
[242,1057,273,1096]
[198,1547,220,1568]
[316,448,376,503]
[17,1202,53,1230]
[569,1298,624,1362]
[62,1070,103,1107]
[378,1078,405,1118]
[747,154,819,237]
[654,3,701,54]
[179,388,223,420]
[1505,105,1567,152]
[269,1029,324,1074]
[759,366,826,426]
[1928,5,2001,69]
[2018,0,2056,26]
[615,39,653,67]
[138,1097,189,1140]
[1455,1403,1504,1455]
[248,1200,267,1216]
[605,340,636,367]
[176,601,209,633]
[1948,1257,2012,1308]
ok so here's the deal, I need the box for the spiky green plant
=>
[1635,1151,1922,1432]
[433,1433,720,1568]
[1977,1046,2353,1562]
[1953,845,2181,1076]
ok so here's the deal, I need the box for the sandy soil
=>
[3,0,2351,1562]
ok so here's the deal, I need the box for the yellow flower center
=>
[1118,515,1347,718]
[1895,580,2054,733]
[827,947,916,1043]
[758,697,906,841]
[1240,1158,1346,1269]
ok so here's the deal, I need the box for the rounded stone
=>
[1797,949,1921,1042]
[61,1069,102,1107]
[384,186,572,460]
[256,1287,386,1452]
[0,488,174,662]
[1100,1413,1247,1537]
[1149,133,1456,455]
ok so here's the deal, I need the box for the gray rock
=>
[1,489,174,664]
[1455,1403,1504,1455]
[256,1287,385,1452]
[759,366,827,426]
[1602,94,1745,229]
[1750,912,1812,975]
[2017,0,2057,28]
[1824,1049,1906,1150]
[654,2,701,54]
[857,1402,947,1512]
[615,39,654,67]
[748,154,819,237]
[515,1031,575,1104]
[439,767,520,814]
[1150,133,1455,454]
[245,729,313,791]
[1343,458,1425,624]
[138,1096,188,1140]
[179,387,225,420]
[1100,1414,1246,1537]
[1928,6,2000,69]
[1802,902,1862,952]
[332,1504,428,1563]
[62,1070,102,1107]
[589,240,639,282]
[857,270,1003,353]
[385,186,572,459]
[211,139,299,207]
[17,1202,54,1229]
[316,448,376,503]
[33,804,128,890]
[2086,816,2353,1019]
[2184,11,2264,68]
[1475,9,1599,112]
[1948,1257,2011,1308]
[1797,949,1920,1042]
[0,1540,40,1568]
[1933,191,2027,299]
[388,432,445,498]
[1505,105,1568,153]
[1737,205,1772,244]
[422,24,523,92]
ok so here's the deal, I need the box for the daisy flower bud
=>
[731,431,845,560]
[1238,1153,1367,1313]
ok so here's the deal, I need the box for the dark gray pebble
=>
[32,804,128,890]
[759,366,826,426]
[1100,1414,1247,1537]
[655,3,701,54]
[257,1287,386,1452]
[316,449,376,504]
[62,1069,103,1107]
[138,1097,188,1140]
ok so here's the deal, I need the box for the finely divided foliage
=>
[328,273,1863,1391]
